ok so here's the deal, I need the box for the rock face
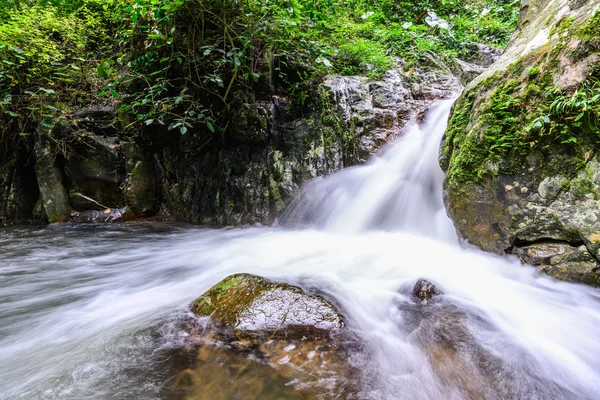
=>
[34,136,71,223]
[191,273,344,335]
[0,62,460,225]
[0,149,40,224]
[441,0,600,285]
[154,66,460,226]
[65,132,125,211]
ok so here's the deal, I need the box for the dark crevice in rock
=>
[507,237,585,254]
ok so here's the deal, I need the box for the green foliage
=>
[0,0,127,160]
[111,0,518,138]
[0,0,519,152]
[549,78,600,131]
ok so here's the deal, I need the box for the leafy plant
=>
[549,78,600,130]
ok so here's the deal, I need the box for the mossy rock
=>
[191,273,344,336]
[441,0,600,286]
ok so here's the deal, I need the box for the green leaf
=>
[97,60,112,79]
[39,87,56,95]
[180,126,187,134]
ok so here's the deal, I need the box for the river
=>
[1,100,600,399]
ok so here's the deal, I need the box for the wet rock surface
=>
[191,273,344,336]
[171,274,361,399]
[411,279,443,303]
[441,0,600,285]
[513,243,599,285]
[394,296,582,400]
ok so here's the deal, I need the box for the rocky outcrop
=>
[1,53,461,225]
[441,0,600,285]
[148,64,460,226]
[34,136,71,223]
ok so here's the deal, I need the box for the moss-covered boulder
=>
[176,274,358,398]
[441,0,600,285]
[191,273,344,335]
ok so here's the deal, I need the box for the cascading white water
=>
[1,100,600,400]
[282,99,457,242]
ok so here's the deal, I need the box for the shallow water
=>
[1,101,600,399]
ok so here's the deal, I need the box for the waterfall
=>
[283,99,457,243]
[2,100,600,400]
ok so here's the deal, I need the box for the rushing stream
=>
[2,100,600,400]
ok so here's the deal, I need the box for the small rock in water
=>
[412,279,443,303]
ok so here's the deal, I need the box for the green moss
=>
[192,274,275,324]
[269,176,285,212]
[481,72,501,89]
[444,9,600,188]
[571,178,595,197]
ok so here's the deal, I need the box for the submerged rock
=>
[395,298,578,400]
[191,273,344,336]
[172,329,361,400]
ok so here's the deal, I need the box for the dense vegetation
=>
[0,0,519,155]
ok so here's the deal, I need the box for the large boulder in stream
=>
[441,0,600,285]
[191,273,344,335]
[173,274,360,399]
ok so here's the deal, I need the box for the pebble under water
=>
[2,100,600,400]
